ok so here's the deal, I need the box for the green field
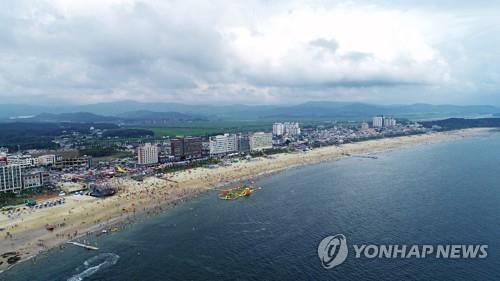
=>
[130,119,330,137]
[129,120,278,137]
[144,121,273,137]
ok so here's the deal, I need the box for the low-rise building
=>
[37,154,56,166]
[7,154,38,167]
[55,156,92,170]
[22,171,44,189]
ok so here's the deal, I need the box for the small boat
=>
[45,225,55,231]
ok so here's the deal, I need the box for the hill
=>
[420,118,500,130]
[117,110,206,121]
[1,101,499,121]
[30,112,118,123]
[0,122,119,150]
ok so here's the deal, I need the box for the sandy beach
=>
[0,128,494,272]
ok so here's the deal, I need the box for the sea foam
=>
[67,253,120,281]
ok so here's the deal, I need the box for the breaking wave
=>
[67,253,120,281]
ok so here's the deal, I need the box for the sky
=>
[0,0,499,106]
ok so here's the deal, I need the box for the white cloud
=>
[224,5,451,89]
[0,0,498,105]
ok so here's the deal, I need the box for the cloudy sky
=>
[1,0,499,105]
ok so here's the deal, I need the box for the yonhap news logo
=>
[318,234,488,270]
[318,234,349,269]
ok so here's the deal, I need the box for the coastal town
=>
[0,115,437,270]
[2,1,499,278]
[0,114,492,272]
[0,116,426,198]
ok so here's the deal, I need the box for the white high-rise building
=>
[384,118,396,127]
[209,134,238,156]
[273,123,285,136]
[372,116,384,128]
[249,132,273,151]
[0,165,23,193]
[137,143,159,165]
[373,116,396,128]
[237,134,250,153]
[284,122,301,137]
[274,122,301,137]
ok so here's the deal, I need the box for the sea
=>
[2,133,500,281]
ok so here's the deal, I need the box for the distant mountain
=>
[263,102,499,119]
[53,101,276,119]
[1,101,499,121]
[4,110,205,123]
[58,101,500,120]
[117,110,206,121]
[0,104,50,119]
[29,112,118,123]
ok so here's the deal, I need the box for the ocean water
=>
[2,133,500,281]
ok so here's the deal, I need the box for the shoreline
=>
[0,128,495,273]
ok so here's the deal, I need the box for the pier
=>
[351,155,378,159]
[66,241,99,251]
[342,153,378,159]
